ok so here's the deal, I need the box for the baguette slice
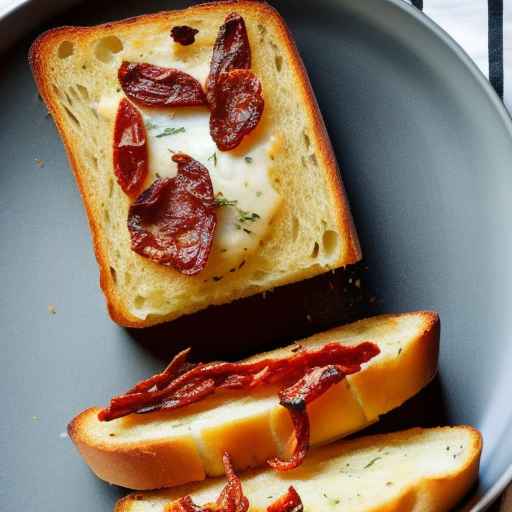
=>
[117,426,482,512]
[29,1,361,327]
[68,312,439,490]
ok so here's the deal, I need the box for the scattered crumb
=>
[59,431,68,439]
[34,158,45,168]
[48,304,57,315]
[328,281,335,290]
[306,314,312,323]
[355,279,361,288]
[32,415,39,421]
[348,277,353,284]
[386,481,394,486]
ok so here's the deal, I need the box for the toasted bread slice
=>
[116,426,481,512]
[68,312,439,489]
[29,1,361,327]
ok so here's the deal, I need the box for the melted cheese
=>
[141,107,281,274]
[98,38,281,283]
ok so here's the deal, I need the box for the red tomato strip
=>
[210,69,264,151]
[126,153,216,275]
[119,62,207,108]
[167,453,249,512]
[206,13,263,150]
[206,12,251,107]
[113,98,148,195]
[267,365,346,471]
[267,487,304,512]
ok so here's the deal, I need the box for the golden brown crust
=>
[68,408,206,489]
[29,1,361,328]
[67,312,439,490]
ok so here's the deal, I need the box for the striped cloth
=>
[407,0,511,111]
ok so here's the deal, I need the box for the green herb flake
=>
[244,156,253,164]
[322,493,340,506]
[156,127,186,138]
[215,194,238,208]
[256,191,263,197]
[397,347,402,356]
[364,456,382,469]
[238,210,260,223]
[145,121,158,131]
[386,482,393,487]
[208,152,217,166]
[243,228,252,235]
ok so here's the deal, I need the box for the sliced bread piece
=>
[29,1,360,327]
[116,426,482,512]
[68,312,439,489]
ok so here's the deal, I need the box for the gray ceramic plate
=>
[1,0,512,511]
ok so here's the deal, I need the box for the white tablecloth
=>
[407,0,511,111]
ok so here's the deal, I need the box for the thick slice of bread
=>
[68,312,439,489]
[29,1,361,327]
[116,426,482,512]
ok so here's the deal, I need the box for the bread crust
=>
[29,1,361,327]
[114,426,482,512]
[68,408,206,489]
[68,311,439,490]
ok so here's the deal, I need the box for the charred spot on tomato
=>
[210,69,264,151]
[118,62,207,108]
[206,12,251,107]
[170,25,199,46]
[127,154,216,275]
[113,98,148,195]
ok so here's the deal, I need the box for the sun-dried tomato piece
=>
[206,12,251,106]
[113,98,148,195]
[267,487,304,512]
[119,62,207,108]
[99,342,380,422]
[210,69,264,151]
[267,365,346,471]
[125,348,192,395]
[171,25,199,46]
[267,408,310,472]
[127,153,216,275]
[138,378,216,415]
[167,454,249,512]
[216,453,250,512]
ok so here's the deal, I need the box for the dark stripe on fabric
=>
[488,0,504,98]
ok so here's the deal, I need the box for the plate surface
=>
[1,1,512,511]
